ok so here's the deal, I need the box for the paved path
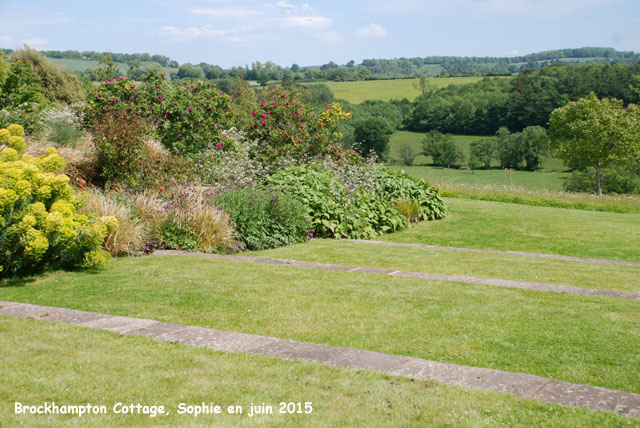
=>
[153,250,640,301]
[347,239,640,267]
[1,300,638,418]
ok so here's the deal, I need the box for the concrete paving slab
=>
[533,381,640,417]
[77,316,158,334]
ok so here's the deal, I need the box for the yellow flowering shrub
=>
[0,124,116,277]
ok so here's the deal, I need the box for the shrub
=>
[10,47,85,105]
[371,169,446,221]
[48,121,83,146]
[565,167,640,195]
[0,124,115,277]
[216,187,310,250]
[79,189,145,256]
[399,143,416,166]
[158,81,234,155]
[159,187,238,253]
[84,71,166,128]
[264,164,408,239]
[91,110,151,188]
[0,61,49,135]
[244,88,353,162]
[353,117,393,158]
[422,131,464,168]
[469,139,496,169]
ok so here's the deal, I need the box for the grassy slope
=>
[253,240,640,294]
[382,198,640,262]
[326,77,489,104]
[2,317,631,427]
[1,254,638,394]
[387,131,569,192]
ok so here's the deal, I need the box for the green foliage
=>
[160,219,198,251]
[10,47,85,105]
[549,92,640,195]
[565,167,640,195]
[0,124,114,276]
[91,110,151,188]
[158,81,233,155]
[158,188,237,254]
[422,131,464,168]
[371,168,446,221]
[496,126,547,170]
[48,121,83,146]
[216,187,310,250]
[264,164,408,239]
[177,63,204,80]
[353,116,393,158]
[84,71,166,127]
[399,143,416,166]
[0,60,49,135]
[469,139,496,169]
[245,89,353,162]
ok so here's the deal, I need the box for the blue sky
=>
[1,0,639,67]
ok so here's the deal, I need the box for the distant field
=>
[326,77,496,104]
[48,58,178,76]
[391,165,570,191]
[387,131,569,191]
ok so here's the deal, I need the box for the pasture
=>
[326,76,493,104]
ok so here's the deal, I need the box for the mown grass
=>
[1,255,638,394]
[382,198,640,262]
[326,77,492,104]
[2,317,633,427]
[253,240,640,294]
[434,182,640,214]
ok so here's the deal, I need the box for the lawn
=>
[1,316,631,427]
[1,253,638,394]
[382,198,640,262]
[325,77,491,104]
[253,240,640,294]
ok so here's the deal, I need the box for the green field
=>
[48,58,178,76]
[326,77,494,104]
[387,131,569,191]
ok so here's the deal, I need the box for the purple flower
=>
[189,106,193,112]
[119,76,125,81]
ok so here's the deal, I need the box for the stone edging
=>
[1,300,638,418]
[347,239,640,267]
[153,250,640,301]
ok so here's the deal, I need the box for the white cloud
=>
[276,1,296,8]
[286,16,332,30]
[357,23,388,38]
[373,0,623,15]
[189,7,263,17]
[160,25,236,40]
[21,37,49,47]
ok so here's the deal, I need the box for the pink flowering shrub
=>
[245,89,354,162]
[84,71,166,127]
[158,82,233,156]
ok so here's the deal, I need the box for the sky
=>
[1,0,639,68]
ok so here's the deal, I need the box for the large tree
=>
[548,92,640,195]
[353,117,393,158]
